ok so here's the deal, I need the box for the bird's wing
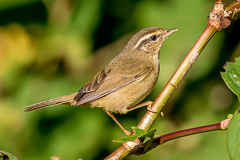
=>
[74,60,153,105]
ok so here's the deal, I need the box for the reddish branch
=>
[134,118,231,155]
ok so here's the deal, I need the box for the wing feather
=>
[74,59,153,106]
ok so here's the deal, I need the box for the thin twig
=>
[225,1,240,19]
[133,118,231,155]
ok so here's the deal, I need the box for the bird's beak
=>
[165,28,178,37]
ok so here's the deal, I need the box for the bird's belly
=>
[90,72,158,113]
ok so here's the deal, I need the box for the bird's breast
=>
[90,68,159,114]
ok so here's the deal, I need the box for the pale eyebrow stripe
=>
[133,31,159,49]
[134,34,150,49]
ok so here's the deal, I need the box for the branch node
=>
[209,1,232,30]
[220,118,232,130]
[189,50,199,64]
[170,82,177,89]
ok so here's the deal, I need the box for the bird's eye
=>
[150,35,157,41]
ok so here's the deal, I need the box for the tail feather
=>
[24,92,77,112]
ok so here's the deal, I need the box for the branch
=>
[133,118,231,155]
[225,0,240,19]
[105,1,240,159]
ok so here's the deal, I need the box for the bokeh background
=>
[0,0,239,160]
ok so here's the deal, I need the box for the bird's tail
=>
[24,92,78,112]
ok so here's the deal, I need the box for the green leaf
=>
[0,150,19,160]
[221,57,240,100]
[113,127,156,143]
[227,107,240,160]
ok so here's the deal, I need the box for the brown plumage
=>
[24,27,177,134]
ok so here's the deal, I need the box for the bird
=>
[24,27,178,135]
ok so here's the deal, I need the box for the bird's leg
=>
[106,101,155,135]
[126,101,154,113]
[105,111,131,135]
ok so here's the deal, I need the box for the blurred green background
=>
[0,0,239,159]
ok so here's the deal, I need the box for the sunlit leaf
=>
[113,127,156,143]
[0,150,19,160]
[227,107,240,160]
[221,57,240,100]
